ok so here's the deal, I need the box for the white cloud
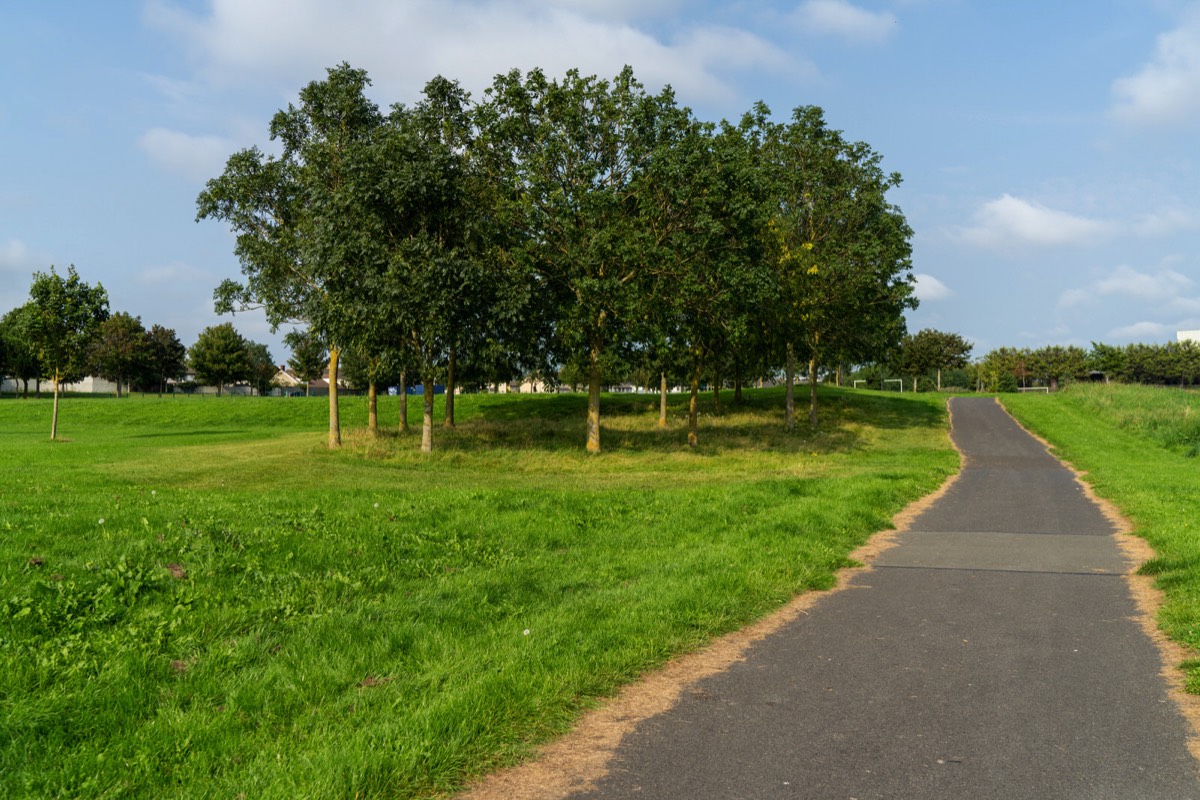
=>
[955,194,1107,248]
[1107,320,1172,341]
[1111,7,1200,128]
[792,0,898,43]
[137,261,216,286]
[1094,264,1192,301]
[144,0,795,109]
[913,273,952,301]
[0,239,33,274]
[1132,206,1200,237]
[138,128,235,183]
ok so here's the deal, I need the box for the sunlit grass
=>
[1,387,955,798]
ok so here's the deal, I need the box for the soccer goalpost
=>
[883,379,903,392]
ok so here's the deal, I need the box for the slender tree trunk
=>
[421,378,434,453]
[734,376,743,404]
[586,337,602,454]
[115,376,123,399]
[36,378,41,399]
[50,372,61,440]
[809,356,819,428]
[443,346,456,428]
[305,382,310,398]
[22,378,29,399]
[399,371,410,434]
[785,342,796,432]
[712,367,721,414]
[368,380,378,437]
[658,371,668,428]
[327,346,341,449]
[689,362,701,447]
[937,367,943,392]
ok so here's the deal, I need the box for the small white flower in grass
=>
[373,503,379,509]
[151,490,157,497]
[98,518,105,525]
[523,629,531,636]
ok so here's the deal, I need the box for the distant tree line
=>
[0,267,286,438]
[197,63,918,452]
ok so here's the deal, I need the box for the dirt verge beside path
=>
[459,408,964,800]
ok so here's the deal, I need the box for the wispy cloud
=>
[1107,320,1172,341]
[792,0,898,43]
[1111,7,1200,128]
[138,128,234,183]
[0,239,33,274]
[137,261,216,286]
[144,0,796,109]
[955,194,1106,248]
[913,273,952,301]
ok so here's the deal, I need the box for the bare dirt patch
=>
[459,406,964,800]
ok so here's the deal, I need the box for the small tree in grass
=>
[144,324,187,396]
[189,323,248,396]
[244,341,276,396]
[88,311,149,397]
[27,265,110,438]
[285,328,327,397]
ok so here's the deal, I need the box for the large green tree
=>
[479,66,680,453]
[88,311,149,397]
[26,265,110,438]
[765,106,916,429]
[143,324,187,396]
[189,323,248,396]
[900,328,973,391]
[198,63,383,448]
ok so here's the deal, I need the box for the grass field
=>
[0,387,956,798]
[1003,383,1200,694]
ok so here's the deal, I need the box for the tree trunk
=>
[586,338,602,454]
[217,382,223,397]
[22,378,29,399]
[50,373,61,440]
[658,372,668,428]
[689,362,701,447]
[327,346,342,449]
[785,342,796,432]
[35,378,41,399]
[421,378,434,453]
[734,376,743,404]
[399,371,410,434]
[368,380,378,437]
[937,367,943,392]
[443,346,456,428]
[115,376,123,399]
[712,367,721,414]
[808,356,819,428]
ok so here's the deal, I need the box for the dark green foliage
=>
[285,328,328,396]
[899,328,973,391]
[0,303,44,396]
[87,311,149,397]
[244,341,276,396]
[188,323,248,396]
[143,324,187,396]
[26,265,110,437]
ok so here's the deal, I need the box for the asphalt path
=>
[573,397,1199,799]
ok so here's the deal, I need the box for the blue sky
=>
[3,0,1200,364]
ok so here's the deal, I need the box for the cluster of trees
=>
[0,267,286,438]
[959,341,1200,392]
[199,63,917,452]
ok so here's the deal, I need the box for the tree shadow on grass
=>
[388,387,945,457]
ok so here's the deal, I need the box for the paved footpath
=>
[574,398,1199,799]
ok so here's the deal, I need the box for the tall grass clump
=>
[0,387,956,798]
[1004,383,1200,693]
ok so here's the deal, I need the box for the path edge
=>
[458,401,965,800]
[997,396,1200,764]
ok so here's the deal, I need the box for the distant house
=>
[270,366,347,396]
[1179,330,1200,344]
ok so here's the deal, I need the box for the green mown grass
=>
[1003,383,1200,693]
[1,387,956,798]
